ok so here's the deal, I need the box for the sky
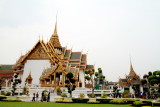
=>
[0,0,160,82]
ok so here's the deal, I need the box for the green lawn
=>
[0,102,132,107]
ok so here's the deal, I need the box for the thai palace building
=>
[0,21,95,91]
[119,61,143,97]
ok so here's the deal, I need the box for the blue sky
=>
[0,0,160,81]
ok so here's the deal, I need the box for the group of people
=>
[32,92,50,102]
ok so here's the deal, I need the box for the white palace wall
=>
[21,60,51,86]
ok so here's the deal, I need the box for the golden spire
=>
[26,72,32,80]
[129,57,136,77]
[53,19,58,36]
[49,14,62,49]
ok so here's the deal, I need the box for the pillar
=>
[62,73,64,86]
[54,73,56,86]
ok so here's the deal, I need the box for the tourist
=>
[47,92,50,102]
[41,91,44,102]
[36,92,39,101]
[32,93,36,102]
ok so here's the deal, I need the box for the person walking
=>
[32,93,36,102]
[47,92,50,102]
[41,91,44,102]
[36,92,39,101]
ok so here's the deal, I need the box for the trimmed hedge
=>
[96,99,112,104]
[0,96,7,101]
[132,101,145,106]
[55,100,73,103]
[3,99,22,102]
[72,98,89,103]
[110,99,127,104]
[124,99,139,104]
[87,101,100,104]
[153,102,160,106]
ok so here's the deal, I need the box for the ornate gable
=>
[27,42,49,60]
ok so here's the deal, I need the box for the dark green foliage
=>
[11,79,13,82]
[148,72,152,76]
[148,75,157,82]
[65,72,76,97]
[85,76,90,80]
[70,79,75,83]
[98,68,102,73]
[141,79,147,85]
[96,99,112,104]
[0,96,7,101]
[72,98,89,103]
[153,71,157,75]
[156,71,160,75]
[14,75,18,78]
[11,73,21,96]
[95,72,98,76]
[150,79,159,85]
[66,72,73,78]
[65,80,69,84]
[87,93,96,98]
[94,78,98,81]
[143,74,148,79]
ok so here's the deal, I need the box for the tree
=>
[85,69,95,97]
[96,68,105,89]
[154,71,160,93]
[65,72,76,97]
[142,70,160,98]
[113,83,121,98]
[11,73,21,96]
[0,79,2,90]
[85,68,105,97]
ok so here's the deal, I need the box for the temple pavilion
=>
[1,21,94,89]
[119,61,142,97]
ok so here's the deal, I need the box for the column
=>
[54,73,56,86]
[62,73,64,86]
[50,76,52,84]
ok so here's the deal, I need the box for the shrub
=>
[153,102,160,106]
[101,93,107,98]
[110,99,127,104]
[157,93,160,98]
[55,100,73,103]
[0,96,7,101]
[97,99,112,104]
[122,90,131,98]
[3,99,22,102]
[88,93,96,98]
[72,98,89,103]
[5,91,11,96]
[78,93,85,98]
[87,101,100,104]
[61,93,67,97]
[124,99,138,104]
[1,91,6,96]
[141,100,152,106]
[56,87,62,93]
[133,101,144,106]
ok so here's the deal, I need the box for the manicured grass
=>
[0,102,132,107]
